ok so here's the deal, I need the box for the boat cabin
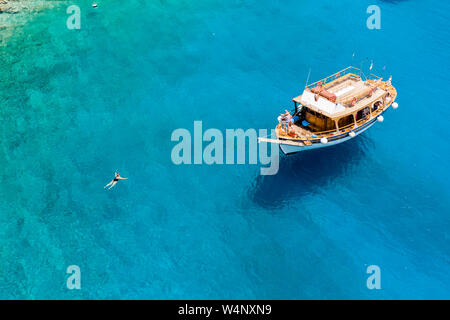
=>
[285,67,389,139]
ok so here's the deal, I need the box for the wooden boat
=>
[259,66,398,154]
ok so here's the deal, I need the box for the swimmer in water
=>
[104,172,128,189]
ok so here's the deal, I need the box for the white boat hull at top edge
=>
[279,117,378,155]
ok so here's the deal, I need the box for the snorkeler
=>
[104,172,128,189]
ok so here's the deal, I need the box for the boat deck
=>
[324,76,379,106]
[275,125,312,140]
[291,123,314,139]
[294,77,386,116]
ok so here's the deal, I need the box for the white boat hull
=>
[279,116,378,155]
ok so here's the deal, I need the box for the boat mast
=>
[305,67,311,88]
[294,67,311,114]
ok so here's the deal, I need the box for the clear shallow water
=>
[0,0,449,299]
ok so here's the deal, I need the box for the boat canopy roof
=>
[293,67,387,120]
[295,90,346,116]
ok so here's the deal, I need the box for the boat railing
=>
[368,73,383,81]
[279,120,358,141]
[305,66,362,89]
[308,122,356,136]
[305,67,384,90]
[356,118,368,126]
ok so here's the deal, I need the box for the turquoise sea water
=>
[0,0,449,299]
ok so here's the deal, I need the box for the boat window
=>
[303,108,336,132]
[356,107,370,121]
[372,101,382,111]
[338,115,354,128]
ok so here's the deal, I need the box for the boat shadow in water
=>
[250,136,373,209]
